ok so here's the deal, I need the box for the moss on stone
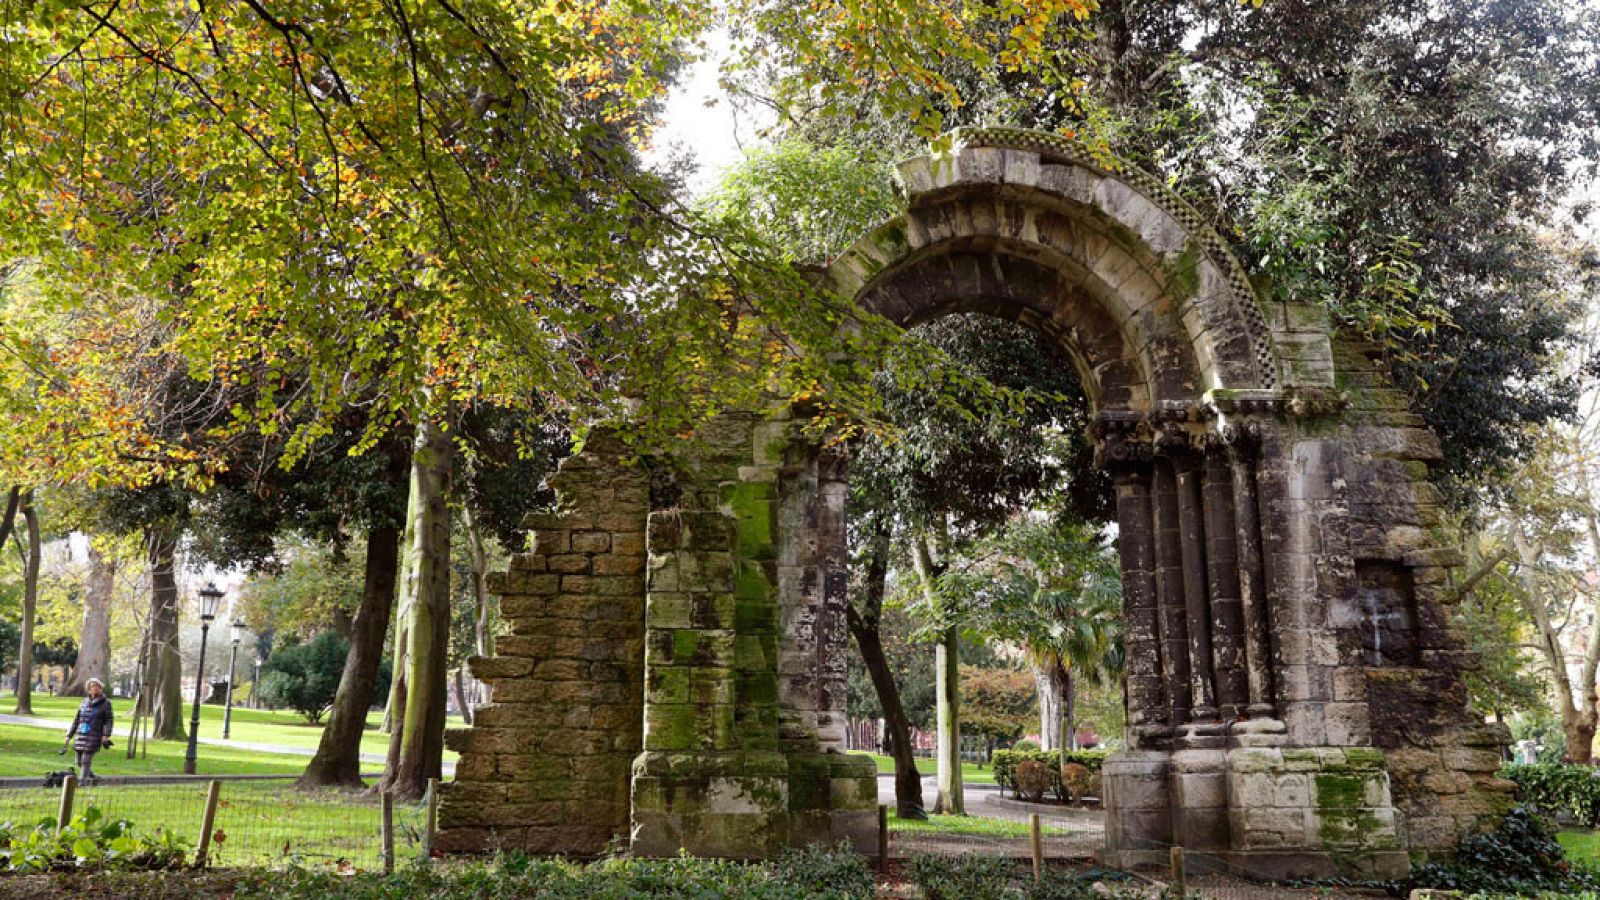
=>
[1315,774,1367,810]
[733,561,773,602]
[723,481,777,560]
[1164,239,1201,302]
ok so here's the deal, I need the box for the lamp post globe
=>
[222,619,243,740]
[183,582,224,775]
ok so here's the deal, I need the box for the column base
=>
[629,749,877,858]
[1102,744,1410,882]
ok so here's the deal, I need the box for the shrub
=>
[0,806,188,873]
[909,854,1022,900]
[993,749,1108,800]
[771,842,874,898]
[1015,760,1052,803]
[1060,763,1092,803]
[231,845,877,899]
[1013,739,1040,752]
[1502,762,1600,826]
[1407,806,1600,896]
[257,632,391,724]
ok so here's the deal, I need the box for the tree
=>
[258,632,390,725]
[61,542,115,697]
[10,490,40,714]
[858,314,1107,816]
[957,517,1123,753]
[961,665,1037,761]
[379,417,455,802]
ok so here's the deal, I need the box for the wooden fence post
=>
[877,805,888,875]
[1169,845,1187,895]
[1029,813,1042,880]
[194,780,222,868]
[56,775,76,832]
[381,791,395,875]
[423,777,439,862]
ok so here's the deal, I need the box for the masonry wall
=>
[436,431,648,856]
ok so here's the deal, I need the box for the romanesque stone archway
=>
[437,128,1509,879]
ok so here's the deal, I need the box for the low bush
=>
[908,855,1139,900]
[1015,760,1052,803]
[229,843,875,899]
[992,749,1108,801]
[1060,763,1092,803]
[0,806,188,873]
[1406,806,1600,897]
[1502,762,1600,826]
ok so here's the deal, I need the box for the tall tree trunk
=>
[146,528,186,741]
[849,624,923,817]
[452,666,472,727]
[11,491,40,715]
[379,417,454,802]
[912,532,962,815]
[1515,526,1594,762]
[1064,667,1077,752]
[933,626,963,815]
[300,520,403,787]
[847,519,925,819]
[63,544,116,697]
[1033,659,1063,751]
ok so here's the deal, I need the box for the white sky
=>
[645,34,771,196]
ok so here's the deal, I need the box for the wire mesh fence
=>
[0,775,434,871]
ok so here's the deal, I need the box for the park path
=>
[0,712,454,775]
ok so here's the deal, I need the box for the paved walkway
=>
[0,711,453,775]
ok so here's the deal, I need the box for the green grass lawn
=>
[7,694,459,766]
[889,812,1065,837]
[0,723,316,777]
[0,779,427,869]
[1560,830,1600,865]
[862,752,993,784]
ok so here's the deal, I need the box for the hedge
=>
[992,749,1108,801]
[1502,762,1600,827]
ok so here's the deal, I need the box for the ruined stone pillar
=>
[1174,452,1218,721]
[1225,426,1277,719]
[1201,443,1249,719]
[631,412,875,858]
[1112,463,1165,747]
[1151,458,1192,726]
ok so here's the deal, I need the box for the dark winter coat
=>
[68,695,113,752]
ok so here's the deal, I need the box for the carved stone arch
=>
[436,128,1512,881]
[825,127,1280,414]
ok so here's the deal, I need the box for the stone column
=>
[1202,443,1249,718]
[1151,458,1192,726]
[1226,426,1277,719]
[1113,463,1166,747]
[1174,453,1218,721]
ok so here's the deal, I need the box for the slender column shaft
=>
[1175,456,1217,719]
[1114,466,1166,744]
[1151,459,1192,725]
[1202,447,1248,717]
[1229,440,1276,717]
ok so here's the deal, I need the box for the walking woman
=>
[67,678,114,784]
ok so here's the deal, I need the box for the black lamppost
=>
[183,582,223,775]
[221,619,242,740]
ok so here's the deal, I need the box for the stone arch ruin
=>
[437,128,1509,879]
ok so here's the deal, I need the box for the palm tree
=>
[979,518,1124,752]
